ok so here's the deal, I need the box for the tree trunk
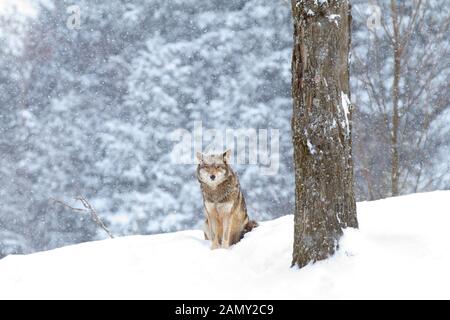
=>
[390,0,401,197]
[291,0,358,268]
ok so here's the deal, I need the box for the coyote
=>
[196,149,257,249]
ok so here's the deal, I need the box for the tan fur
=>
[197,150,257,249]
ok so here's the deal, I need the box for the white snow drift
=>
[0,191,449,299]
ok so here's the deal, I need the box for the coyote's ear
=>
[196,151,203,163]
[223,149,232,164]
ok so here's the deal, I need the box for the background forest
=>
[0,0,448,258]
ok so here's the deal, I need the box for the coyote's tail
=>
[243,219,258,235]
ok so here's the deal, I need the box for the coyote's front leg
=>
[222,214,234,249]
[204,202,220,249]
[211,219,221,249]
[211,237,220,249]
[203,219,210,240]
[208,213,221,250]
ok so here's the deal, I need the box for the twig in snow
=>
[51,196,114,239]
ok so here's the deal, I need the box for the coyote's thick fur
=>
[196,150,257,249]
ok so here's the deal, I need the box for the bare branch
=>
[400,0,423,52]
[52,196,114,239]
[50,198,87,212]
[76,196,115,239]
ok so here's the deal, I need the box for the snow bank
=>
[1,191,449,299]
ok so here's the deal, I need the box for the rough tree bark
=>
[390,0,400,196]
[291,0,358,268]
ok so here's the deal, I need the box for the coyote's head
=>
[196,150,232,187]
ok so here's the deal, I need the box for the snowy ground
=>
[0,191,449,299]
